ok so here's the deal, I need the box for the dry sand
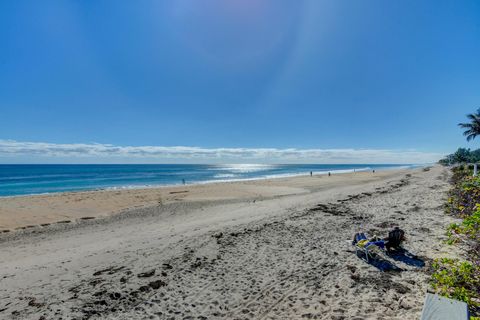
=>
[0,166,462,319]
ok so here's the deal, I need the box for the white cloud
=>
[0,139,443,164]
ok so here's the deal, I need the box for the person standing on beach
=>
[328,172,331,177]
[310,171,312,177]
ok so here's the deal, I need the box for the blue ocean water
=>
[0,164,414,197]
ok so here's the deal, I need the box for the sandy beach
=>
[0,166,462,319]
[0,169,409,232]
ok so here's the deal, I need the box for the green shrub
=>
[431,258,480,310]
[447,206,480,243]
[436,167,480,317]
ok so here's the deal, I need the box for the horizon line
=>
[0,139,444,164]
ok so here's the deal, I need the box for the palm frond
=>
[467,134,477,141]
[459,109,480,142]
[459,122,473,128]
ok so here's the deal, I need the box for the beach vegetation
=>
[436,165,480,317]
[445,174,480,218]
[431,258,480,310]
[439,148,480,166]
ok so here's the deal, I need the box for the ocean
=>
[0,164,415,197]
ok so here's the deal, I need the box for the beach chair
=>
[352,232,368,261]
[352,232,404,271]
[352,233,382,262]
[420,293,469,320]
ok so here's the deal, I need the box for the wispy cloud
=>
[0,140,443,164]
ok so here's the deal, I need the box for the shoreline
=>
[0,164,420,199]
[0,167,416,232]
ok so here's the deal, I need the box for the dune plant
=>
[438,166,480,317]
[446,173,480,218]
[431,258,480,310]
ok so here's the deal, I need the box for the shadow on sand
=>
[386,248,425,268]
[355,251,403,272]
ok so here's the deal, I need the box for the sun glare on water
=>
[211,163,277,173]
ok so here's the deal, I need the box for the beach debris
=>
[191,259,202,269]
[109,292,121,300]
[94,299,107,306]
[170,190,188,194]
[212,232,223,239]
[93,266,125,277]
[409,205,421,212]
[346,265,357,273]
[93,290,106,297]
[310,203,348,216]
[56,220,71,224]
[350,273,360,281]
[89,278,104,287]
[139,285,151,293]
[148,280,167,289]
[27,297,44,308]
[162,263,173,270]
[137,269,155,278]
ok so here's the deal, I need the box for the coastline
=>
[0,164,419,198]
[0,165,460,319]
[0,165,387,199]
[0,167,414,232]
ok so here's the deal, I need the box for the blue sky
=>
[0,1,479,163]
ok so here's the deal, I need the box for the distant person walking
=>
[328,172,331,177]
[182,179,186,185]
[310,171,312,177]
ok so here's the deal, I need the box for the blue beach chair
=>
[352,233,385,262]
